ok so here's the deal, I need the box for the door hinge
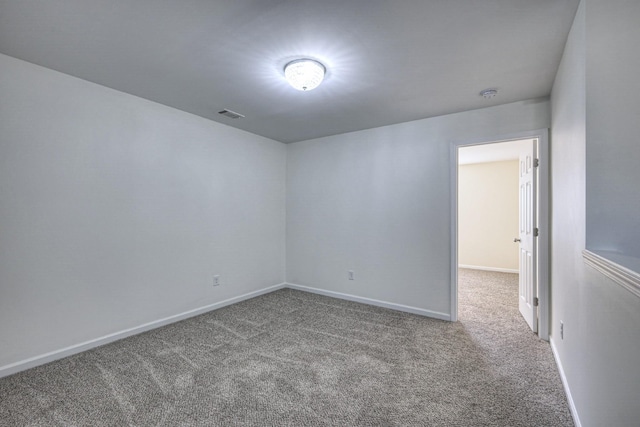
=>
[533,297,539,307]
[534,158,539,167]
[534,227,539,237]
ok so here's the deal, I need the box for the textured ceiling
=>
[0,0,580,143]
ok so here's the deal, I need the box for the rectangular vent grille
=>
[218,109,245,119]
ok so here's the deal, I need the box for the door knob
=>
[514,238,521,242]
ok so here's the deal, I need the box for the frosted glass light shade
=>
[284,59,325,91]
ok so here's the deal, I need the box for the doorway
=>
[450,130,549,340]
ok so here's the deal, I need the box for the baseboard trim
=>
[1,282,451,378]
[0,283,287,379]
[550,338,582,427]
[285,283,451,321]
[458,264,519,274]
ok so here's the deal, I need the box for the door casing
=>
[450,129,549,340]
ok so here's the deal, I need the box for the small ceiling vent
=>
[218,109,245,119]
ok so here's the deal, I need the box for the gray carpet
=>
[0,269,573,426]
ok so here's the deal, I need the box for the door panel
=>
[518,140,537,332]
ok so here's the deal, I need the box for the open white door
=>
[517,139,538,332]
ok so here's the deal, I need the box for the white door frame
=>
[450,129,550,341]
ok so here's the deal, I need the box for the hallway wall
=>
[458,160,519,272]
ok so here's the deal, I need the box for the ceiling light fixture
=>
[284,59,326,91]
[480,88,498,99]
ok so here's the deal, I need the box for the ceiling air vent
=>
[218,109,245,119]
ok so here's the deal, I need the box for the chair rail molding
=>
[583,250,640,299]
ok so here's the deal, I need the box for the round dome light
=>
[284,59,326,91]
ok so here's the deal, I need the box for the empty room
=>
[1,1,639,426]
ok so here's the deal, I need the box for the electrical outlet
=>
[213,275,220,286]
[348,270,354,280]
[560,321,564,340]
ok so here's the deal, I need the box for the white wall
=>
[550,1,640,425]
[0,54,286,370]
[458,160,519,272]
[585,0,640,266]
[286,100,549,317]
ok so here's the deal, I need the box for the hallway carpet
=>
[0,270,573,426]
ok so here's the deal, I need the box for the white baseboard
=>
[458,264,518,274]
[285,283,451,321]
[0,283,287,379]
[550,338,582,427]
[1,282,452,379]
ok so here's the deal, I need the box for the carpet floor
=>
[0,270,573,426]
